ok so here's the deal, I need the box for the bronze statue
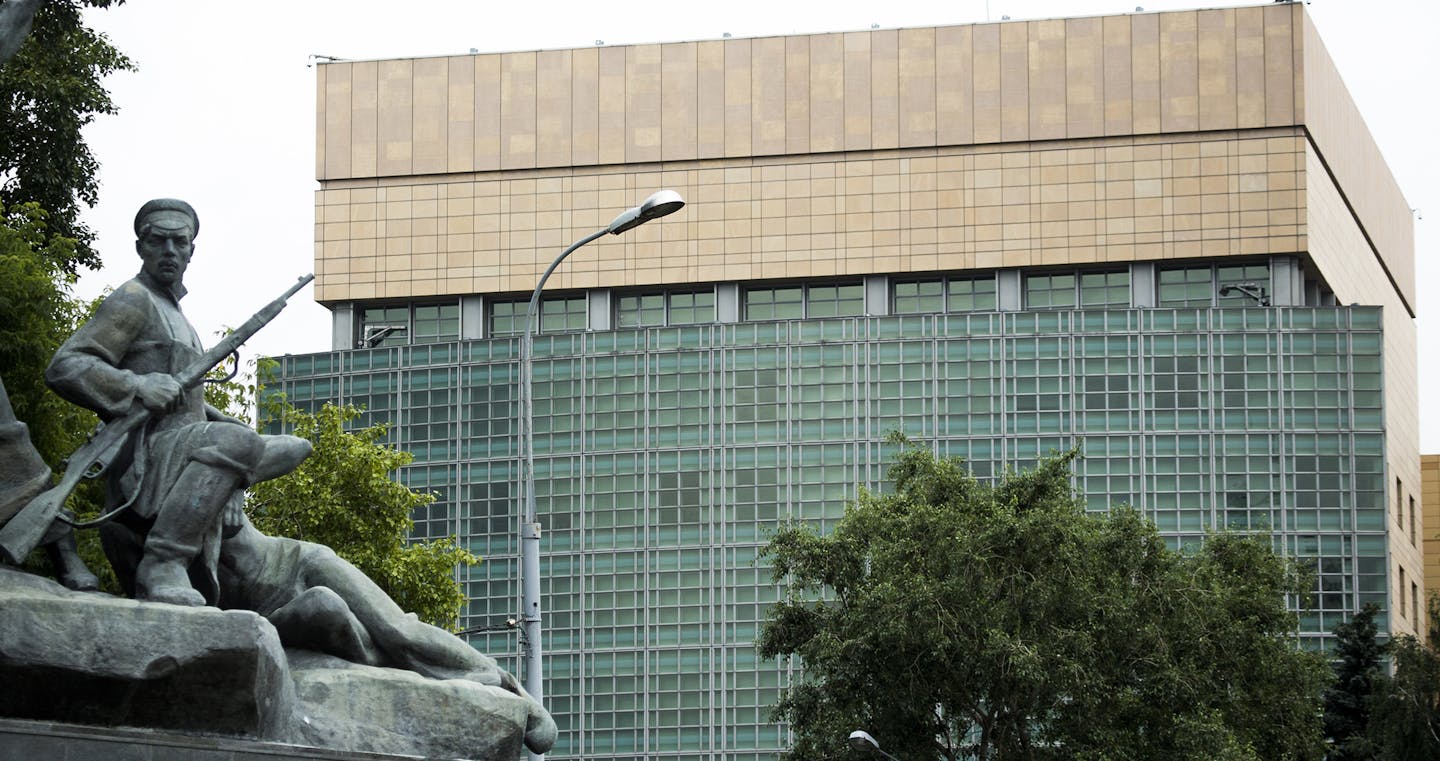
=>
[40,199,311,606]
[0,198,556,755]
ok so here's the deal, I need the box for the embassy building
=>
[273,4,1423,758]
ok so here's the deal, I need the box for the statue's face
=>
[135,211,195,287]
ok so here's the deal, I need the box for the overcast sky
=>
[75,0,1439,447]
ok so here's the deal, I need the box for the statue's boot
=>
[135,462,237,606]
[42,518,99,591]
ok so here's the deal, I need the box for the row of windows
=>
[356,262,1285,345]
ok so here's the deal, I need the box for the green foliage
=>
[0,201,96,466]
[0,0,133,272]
[1325,603,1385,760]
[758,441,1328,761]
[1369,595,1440,760]
[246,399,478,629]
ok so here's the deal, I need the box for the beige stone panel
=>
[315,64,328,180]
[999,22,1029,142]
[897,28,937,148]
[752,37,787,156]
[535,49,574,167]
[569,48,600,166]
[1130,13,1160,134]
[1065,17,1103,138]
[782,36,811,155]
[1159,12,1198,133]
[411,57,448,175]
[322,64,352,180]
[376,59,413,177]
[1196,9,1237,131]
[1102,16,1133,136]
[843,32,873,151]
[443,58,475,174]
[1263,3,1295,126]
[1028,19,1066,141]
[1233,6,1265,129]
[472,55,502,172]
[870,30,900,150]
[639,46,689,166]
[809,33,845,153]
[627,45,664,163]
[972,24,1002,144]
[935,25,974,146]
[695,41,726,159]
[598,47,627,165]
[500,52,538,170]
[724,39,753,157]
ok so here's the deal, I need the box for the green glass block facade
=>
[270,302,1387,760]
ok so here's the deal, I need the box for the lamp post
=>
[848,730,902,761]
[518,190,685,758]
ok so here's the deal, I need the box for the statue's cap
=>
[134,198,199,238]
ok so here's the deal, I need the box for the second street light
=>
[517,189,685,758]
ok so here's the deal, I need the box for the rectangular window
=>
[744,282,862,321]
[1159,262,1271,308]
[949,275,998,312]
[744,286,803,321]
[358,306,408,348]
[1157,266,1213,308]
[616,293,666,329]
[893,279,943,314]
[1024,273,1077,310]
[806,283,864,318]
[893,275,997,314]
[1079,270,1130,308]
[1410,496,1417,546]
[413,303,460,343]
[358,302,460,347]
[616,289,716,328]
[490,295,587,337]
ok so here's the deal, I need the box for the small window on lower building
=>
[744,286,804,320]
[616,289,716,328]
[489,294,588,337]
[744,282,863,321]
[806,283,864,318]
[1079,270,1130,308]
[358,301,461,347]
[1024,273,1078,310]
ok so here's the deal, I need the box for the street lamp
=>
[849,730,902,761]
[517,190,685,758]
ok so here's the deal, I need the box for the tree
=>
[0,0,133,272]
[758,440,1328,761]
[1324,603,1385,760]
[0,201,96,466]
[244,397,478,630]
[1369,595,1440,760]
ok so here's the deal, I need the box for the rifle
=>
[0,273,315,565]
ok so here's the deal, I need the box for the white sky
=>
[75,1,1440,447]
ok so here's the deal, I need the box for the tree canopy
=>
[0,0,132,272]
[758,441,1328,761]
[1367,595,1440,760]
[0,201,96,465]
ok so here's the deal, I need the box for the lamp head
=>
[608,189,686,235]
[849,730,880,751]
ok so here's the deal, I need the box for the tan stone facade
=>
[311,3,1422,638]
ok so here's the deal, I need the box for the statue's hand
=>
[135,373,183,411]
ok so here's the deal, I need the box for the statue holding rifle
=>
[39,198,312,606]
